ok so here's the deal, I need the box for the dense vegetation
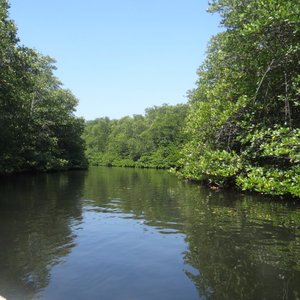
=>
[179,0,300,197]
[0,1,86,174]
[2,0,299,198]
[84,0,300,198]
[83,104,188,168]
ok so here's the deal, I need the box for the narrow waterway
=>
[0,167,299,299]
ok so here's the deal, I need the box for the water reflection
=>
[176,188,300,299]
[83,167,184,234]
[0,167,299,299]
[83,168,300,299]
[0,171,85,299]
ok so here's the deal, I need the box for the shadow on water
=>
[0,171,86,299]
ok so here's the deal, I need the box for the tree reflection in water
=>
[0,168,299,299]
[0,171,85,299]
[83,167,300,299]
[177,186,300,299]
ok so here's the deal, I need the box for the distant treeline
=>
[84,0,300,198]
[83,104,188,169]
[0,1,86,174]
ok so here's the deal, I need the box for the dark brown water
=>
[0,167,299,300]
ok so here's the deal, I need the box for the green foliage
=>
[180,147,242,185]
[237,165,300,197]
[180,0,300,198]
[0,2,86,174]
[235,127,300,196]
[83,104,188,169]
[137,145,183,169]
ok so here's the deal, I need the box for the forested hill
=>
[0,1,86,174]
[84,0,300,198]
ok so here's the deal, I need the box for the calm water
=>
[0,167,300,300]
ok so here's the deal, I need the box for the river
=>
[0,167,299,299]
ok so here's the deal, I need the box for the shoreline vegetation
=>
[1,0,299,198]
[83,0,300,199]
[0,1,87,175]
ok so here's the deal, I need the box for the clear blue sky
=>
[9,0,220,120]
